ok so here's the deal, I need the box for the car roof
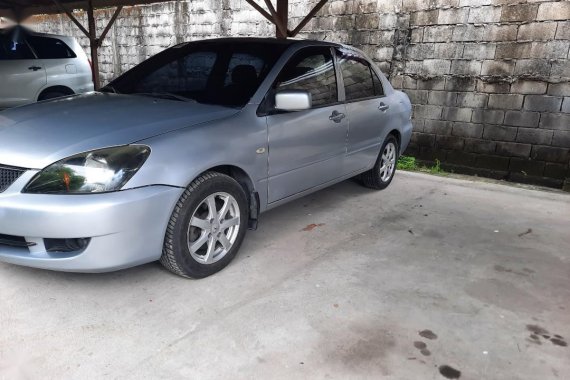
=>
[173,37,340,48]
[173,37,369,60]
[0,25,72,41]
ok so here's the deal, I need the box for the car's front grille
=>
[0,165,26,193]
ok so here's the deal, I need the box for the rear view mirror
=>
[275,90,312,111]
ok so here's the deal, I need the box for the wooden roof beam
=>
[52,0,88,37]
[244,0,329,39]
[290,0,328,37]
[97,4,122,47]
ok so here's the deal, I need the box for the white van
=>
[0,27,93,108]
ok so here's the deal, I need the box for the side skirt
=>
[263,167,371,213]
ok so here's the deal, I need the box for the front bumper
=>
[0,180,183,272]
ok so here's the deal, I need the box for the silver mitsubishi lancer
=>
[0,38,412,278]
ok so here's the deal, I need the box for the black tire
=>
[160,172,249,278]
[38,91,70,101]
[360,134,399,190]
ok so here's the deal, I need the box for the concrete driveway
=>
[1,172,569,380]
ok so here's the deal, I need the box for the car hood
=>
[0,93,239,169]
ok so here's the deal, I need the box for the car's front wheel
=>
[160,172,248,278]
[360,134,399,190]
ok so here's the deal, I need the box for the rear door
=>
[0,34,46,108]
[336,49,396,173]
[27,35,84,93]
[266,46,348,203]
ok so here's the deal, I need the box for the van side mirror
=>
[274,90,312,111]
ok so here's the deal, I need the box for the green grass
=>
[396,155,418,171]
[397,155,447,175]
[428,159,444,174]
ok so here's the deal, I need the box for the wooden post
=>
[275,0,288,39]
[245,0,330,38]
[52,0,89,35]
[52,0,123,90]
[98,6,123,47]
[244,0,274,25]
[289,0,329,37]
[86,0,100,89]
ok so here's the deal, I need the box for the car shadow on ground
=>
[1,178,380,282]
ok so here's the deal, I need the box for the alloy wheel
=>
[380,142,397,182]
[187,192,240,264]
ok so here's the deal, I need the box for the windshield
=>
[105,41,288,107]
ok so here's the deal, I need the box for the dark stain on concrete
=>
[527,325,549,335]
[413,340,431,356]
[377,212,407,225]
[322,322,395,374]
[549,334,567,347]
[518,228,533,237]
[413,341,427,349]
[301,223,325,232]
[551,338,567,347]
[493,264,529,277]
[439,365,461,379]
[526,325,567,347]
[419,329,437,340]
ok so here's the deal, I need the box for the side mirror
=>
[275,90,312,111]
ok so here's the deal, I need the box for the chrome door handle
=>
[28,66,42,71]
[378,103,390,112]
[329,110,345,123]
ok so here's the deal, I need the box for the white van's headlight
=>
[24,146,150,194]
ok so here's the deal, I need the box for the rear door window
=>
[0,35,35,60]
[27,36,77,59]
[337,50,380,101]
[372,70,385,97]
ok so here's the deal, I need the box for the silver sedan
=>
[0,38,412,278]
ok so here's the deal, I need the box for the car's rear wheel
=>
[160,172,248,278]
[360,134,399,190]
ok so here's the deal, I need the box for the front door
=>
[266,47,348,203]
[0,34,46,108]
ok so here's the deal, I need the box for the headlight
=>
[24,145,150,194]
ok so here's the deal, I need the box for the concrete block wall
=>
[387,1,570,188]
[28,0,570,188]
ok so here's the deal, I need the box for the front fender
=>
[125,104,268,204]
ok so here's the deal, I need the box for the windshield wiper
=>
[100,84,119,94]
[133,92,196,102]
